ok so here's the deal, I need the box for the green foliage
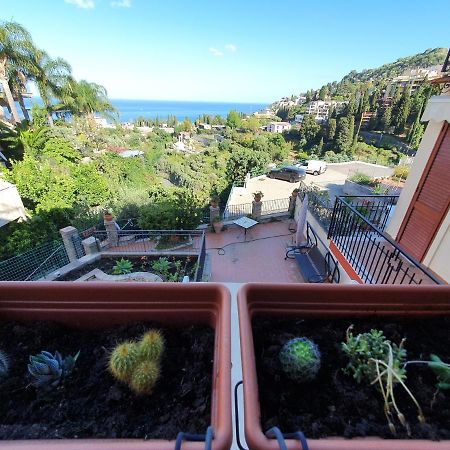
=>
[28,350,80,391]
[428,354,450,391]
[226,110,242,129]
[348,171,374,185]
[0,350,9,377]
[112,258,134,275]
[109,330,164,395]
[393,165,410,180]
[151,257,171,275]
[279,337,321,382]
[335,116,354,154]
[342,326,406,384]
[226,146,270,183]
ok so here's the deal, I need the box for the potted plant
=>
[0,282,232,450]
[253,191,264,203]
[238,283,450,450]
[103,211,114,222]
[212,215,224,233]
[210,195,220,208]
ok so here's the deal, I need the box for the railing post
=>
[104,215,119,247]
[327,199,340,239]
[59,226,79,263]
[82,236,100,255]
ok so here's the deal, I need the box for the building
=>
[307,100,347,123]
[384,66,442,98]
[0,179,27,228]
[384,84,450,282]
[267,122,291,133]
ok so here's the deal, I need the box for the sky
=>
[1,0,449,103]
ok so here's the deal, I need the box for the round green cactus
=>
[138,330,164,361]
[109,341,139,382]
[279,337,321,382]
[130,360,160,394]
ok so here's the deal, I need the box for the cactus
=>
[109,341,139,382]
[279,337,321,382]
[130,360,160,394]
[28,350,79,391]
[0,349,9,377]
[108,329,164,395]
[139,330,164,361]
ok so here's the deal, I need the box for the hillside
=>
[340,48,447,84]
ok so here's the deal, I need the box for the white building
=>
[307,100,347,123]
[0,179,27,228]
[385,66,442,98]
[267,122,291,133]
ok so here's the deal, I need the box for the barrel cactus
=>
[0,350,9,377]
[28,350,80,391]
[109,329,164,395]
[279,337,321,382]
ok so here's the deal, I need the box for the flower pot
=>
[238,283,450,450]
[213,220,224,233]
[0,282,232,450]
[103,213,113,222]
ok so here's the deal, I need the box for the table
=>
[233,216,258,241]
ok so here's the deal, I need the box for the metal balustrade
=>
[328,196,441,285]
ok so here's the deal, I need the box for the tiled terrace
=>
[205,219,305,283]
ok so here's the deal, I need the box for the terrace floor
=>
[205,219,305,283]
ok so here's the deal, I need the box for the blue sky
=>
[2,0,449,103]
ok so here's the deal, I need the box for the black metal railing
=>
[93,229,204,255]
[194,233,207,282]
[328,196,442,285]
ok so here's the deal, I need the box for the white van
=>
[296,160,327,176]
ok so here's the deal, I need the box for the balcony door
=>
[397,122,450,261]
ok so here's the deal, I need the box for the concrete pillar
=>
[59,226,79,263]
[252,201,262,220]
[104,218,119,247]
[209,205,220,224]
[82,236,99,255]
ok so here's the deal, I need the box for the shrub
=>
[348,171,374,186]
[393,165,410,180]
[279,337,321,382]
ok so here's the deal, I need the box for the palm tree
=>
[29,49,73,126]
[67,79,117,121]
[0,21,36,124]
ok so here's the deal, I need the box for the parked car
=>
[295,159,327,175]
[267,166,306,183]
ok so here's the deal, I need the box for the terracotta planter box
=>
[238,283,450,450]
[0,282,232,450]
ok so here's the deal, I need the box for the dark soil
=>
[0,321,214,440]
[253,316,450,440]
[57,256,197,281]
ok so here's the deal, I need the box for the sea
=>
[23,98,267,123]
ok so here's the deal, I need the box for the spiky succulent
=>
[0,350,9,377]
[279,337,321,382]
[28,350,80,391]
[109,341,139,382]
[112,258,134,275]
[109,329,164,395]
[139,330,164,360]
[130,360,160,394]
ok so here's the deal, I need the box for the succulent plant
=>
[0,349,9,377]
[429,354,450,391]
[28,350,80,391]
[139,330,164,361]
[109,329,164,395]
[112,258,134,275]
[130,360,160,394]
[279,337,321,382]
[108,341,139,382]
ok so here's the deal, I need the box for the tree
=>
[318,85,328,101]
[393,90,411,134]
[299,114,320,146]
[0,21,36,123]
[243,116,260,132]
[226,110,241,129]
[327,118,337,141]
[226,146,270,182]
[335,116,353,153]
[381,106,392,132]
[29,49,73,126]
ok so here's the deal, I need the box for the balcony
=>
[328,195,442,285]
